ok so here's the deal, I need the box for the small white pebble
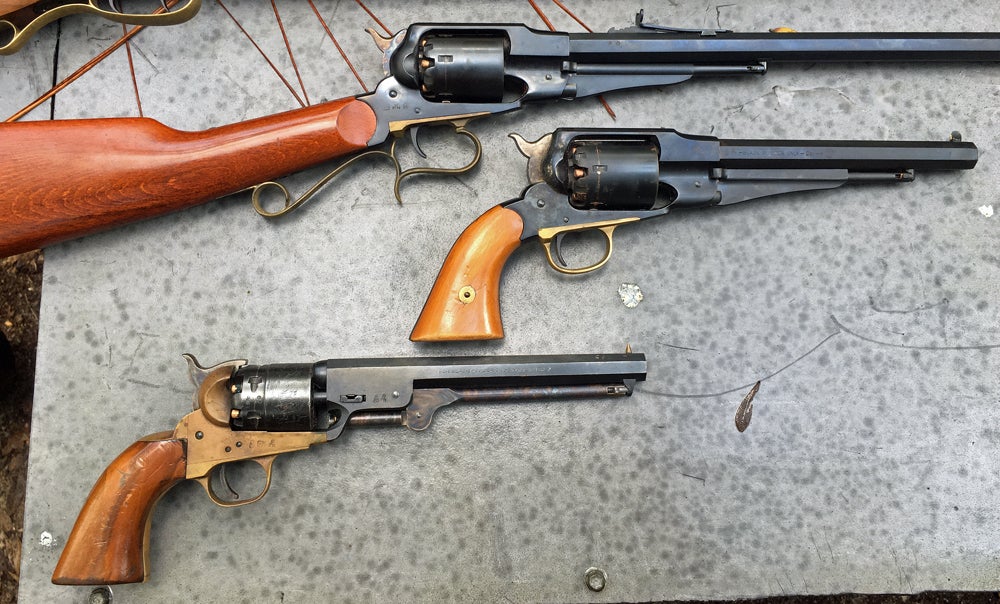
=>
[978,205,994,218]
[618,283,643,308]
[39,531,53,547]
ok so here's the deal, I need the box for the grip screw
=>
[458,286,476,304]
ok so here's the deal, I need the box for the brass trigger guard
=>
[196,455,276,508]
[250,121,483,217]
[537,218,640,275]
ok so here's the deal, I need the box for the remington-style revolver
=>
[410,128,978,341]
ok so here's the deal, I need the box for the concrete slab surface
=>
[7,1,1000,602]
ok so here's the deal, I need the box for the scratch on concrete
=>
[726,85,855,113]
[713,4,736,29]
[831,314,1000,351]
[680,472,706,483]
[868,295,947,315]
[640,331,839,398]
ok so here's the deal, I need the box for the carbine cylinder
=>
[419,36,506,102]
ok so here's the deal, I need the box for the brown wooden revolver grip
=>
[52,433,187,585]
[0,96,377,257]
[410,205,524,341]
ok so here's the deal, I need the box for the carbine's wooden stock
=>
[0,96,376,256]
[52,433,187,585]
[410,205,524,341]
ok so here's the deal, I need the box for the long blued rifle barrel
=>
[717,139,979,171]
[568,33,1000,63]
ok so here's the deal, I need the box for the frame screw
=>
[195,431,204,440]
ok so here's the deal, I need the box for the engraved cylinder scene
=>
[229,364,318,431]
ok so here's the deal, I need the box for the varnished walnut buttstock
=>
[52,433,186,585]
[0,96,376,257]
[410,205,524,341]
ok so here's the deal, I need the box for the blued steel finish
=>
[394,24,1000,98]
[361,22,1000,146]
[567,140,661,210]
[226,354,646,440]
[507,128,978,243]
[419,36,507,102]
[717,139,981,170]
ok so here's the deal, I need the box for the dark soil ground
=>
[0,251,42,604]
[0,254,995,604]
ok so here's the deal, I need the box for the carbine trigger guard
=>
[250,119,482,214]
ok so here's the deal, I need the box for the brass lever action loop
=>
[251,120,483,217]
[251,147,401,217]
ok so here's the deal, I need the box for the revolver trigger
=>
[408,126,428,159]
[553,232,569,267]
[216,464,240,501]
[198,456,276,508]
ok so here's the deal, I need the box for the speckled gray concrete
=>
[11,1,1000,602]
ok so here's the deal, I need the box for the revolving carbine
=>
[51,351,646,585]
[410,128,978,341]
[3,12,1000,255]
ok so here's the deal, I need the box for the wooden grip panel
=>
[410,205,524,341]
[52,435,187,585]
[0,97,377,256]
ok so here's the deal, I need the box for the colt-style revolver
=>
[410,128,978,341]
[52,351,646,585]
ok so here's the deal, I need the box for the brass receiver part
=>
[536,217,640,275]
[172,361,325,508]
[0,0,200,55]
